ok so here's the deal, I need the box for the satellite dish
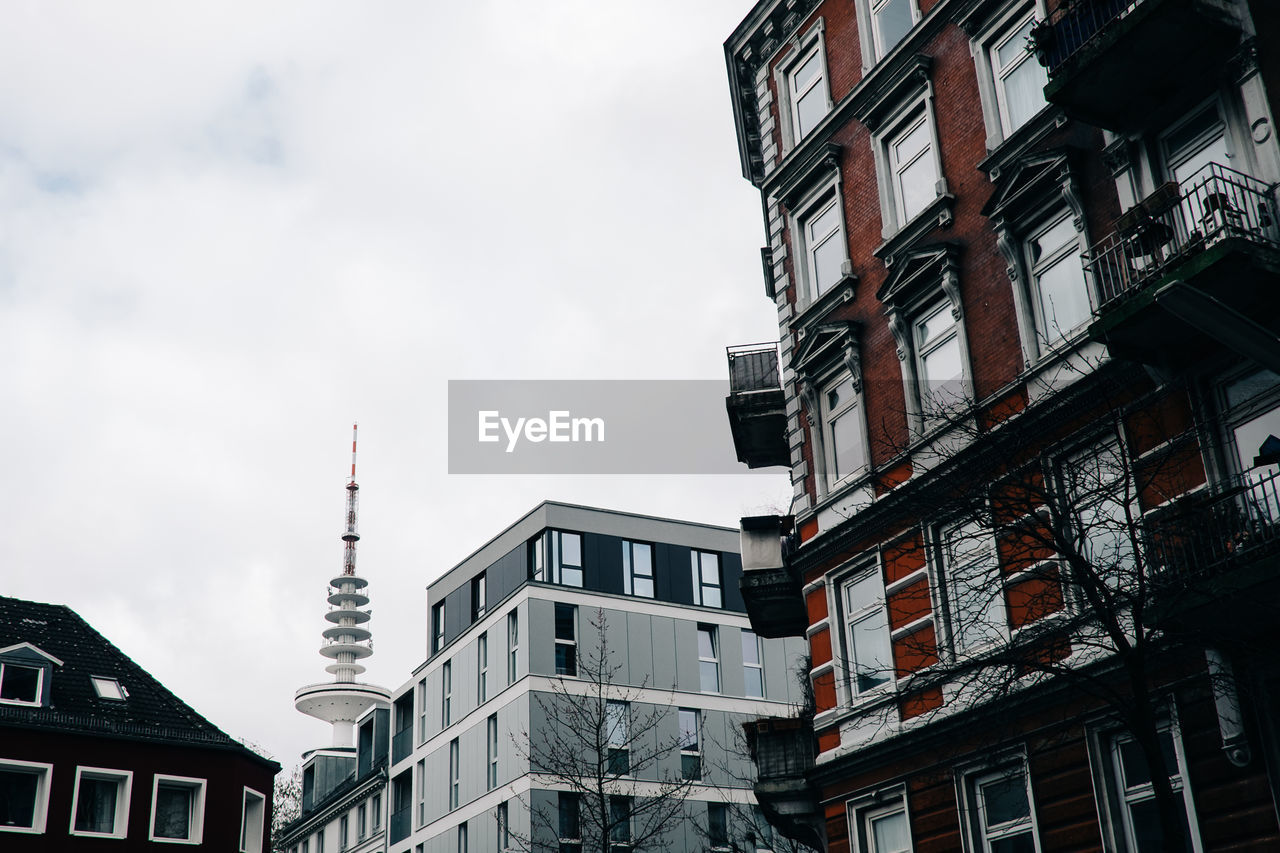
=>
[1253,434,1280,468]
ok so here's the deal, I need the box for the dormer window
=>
[91,677,127,701]
[0,664,41,706]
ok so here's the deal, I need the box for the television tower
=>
[295,425,390,748]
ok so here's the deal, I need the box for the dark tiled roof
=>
[0,595,274,766]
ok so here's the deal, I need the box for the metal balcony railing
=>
[1145,468,1280,584]
[727,343,781,395]
[389,807,411,844]
[391,726,413,764]
[1086,163,1280,310]
[1036,0,1145,76]
[748,717,815,782]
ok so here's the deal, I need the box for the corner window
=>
[150,774,206,844]
[448,738,460,811]
[678,708,701,780]
[941,521,1006,654]
[559,793,582,853]
[555,604,578,677]
[0,663,42,706]
[841,568,893,696]
[71,767,132,838]
[697,625,721,693]
[622,540,654,598]
[821,372,868,486]
[606,700,630,775]
[691,551,723,608]
[534,530,584,587]
[962,766,1039,853]
[990,13,1047,138]
[1026,214,1089,345]
[890,112,941,229]
[787,44,829,142]
[486,713,499,790]
[798,193,849,301]
[914,301,966,418]
[849,796,913,853]
[431,603,445,654]
[871,0,918,59]
[0,759,52,834]
[742,629,766,698]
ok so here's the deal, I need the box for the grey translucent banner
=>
[448,380,763,475]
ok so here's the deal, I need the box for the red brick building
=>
[0,595,278,850]
[724,1,1280,851]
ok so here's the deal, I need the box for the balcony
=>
[726,343,790,469]
[1085,163,1280,366]
[391,726,413,764]
[744,717,823,851]
[1144,468,1280,633]
[389,806,411,845]
[1034,0,1241,131]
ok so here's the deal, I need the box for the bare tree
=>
[271,764,303,852]
[512,608,700,853]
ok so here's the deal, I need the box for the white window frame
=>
[774,21,831,151]
[90,676,127,701]
[838,564,894,700]
[149,773,207,845]
[608,795,632,851]
[959,763,1041,853]
[487,713,499,791]
[889,108,941,227]
[606,700,630,776]
[0,758,53,834]
[240,786,266,852]
[622,540,655,598]
[1091,720,1203,853]
[1021,210,1091,353]
[940,519,1007,656]
[742,629,766,699]
[969,2,1050,150]
[697,624,721,693]
[508,610,520,685]
[855,0,921,67]
[442,660,452,727]
[417,678,428,743]
[848,792,914,853]
[416,759,426,826]
[912,298,970,424]
[555,603,578,677]
[431,603,445,654]
[478,632,489,705]
[691,550,723,608]
[0,662,44,707]
[791,181,853,307]
[70,766,132,839]
[872,98,946,237]
[819,369,870,490]
[448,738,460,811]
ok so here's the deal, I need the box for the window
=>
[69,767,131,838]
[800,195,847,300]
[889,111,940,225]
[963,767,1039,853]
[508,611,519,685]
[1102,726,1199,852]
[990,13,1046,137]
[698,625,720,693]
[870,0,918,59]
[606,700,630,775]
[0,759,52,834]
[914,301,965,418]
[150,774,206,843]
[1062,439,1136,581]
[750,805,775,853]
[691,551,722,608]
[1026,214,1089,345]
[416,760,426,826]
[559,793,581,853]
[91,676,127,700]
[448,738,460,810]
[372,793,381,829]
[709,803,730,850]
[609,796,632,851]
[622,541,654,597]
[742,630,765,698]
[317,833,325,853]
[303,841,309,853]
[678,709,701,780]
[0,663,42,706]
[471,573,486,622]
[555,604,578,677]
[358,803,367,840]
[442,661,452,727]
[432,602,445,654]
[1160,101,1232,238]
[487,713,499,790]
[458,820,468,853]
[417,678,427,742]
[821,373,868,486]
[842,569,893,696]
[498,801,511,852]
[857,802,912,853]
[339,814,349,851]
[787,43,829,142]
[241,788,266,852]
[478,632,489,704]
[534,530,584,587]
[942,521,1006,654]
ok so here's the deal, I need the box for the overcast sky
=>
[0,1,791,768]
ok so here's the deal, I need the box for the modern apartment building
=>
[386,502,809,853]
[724,0,1280,851]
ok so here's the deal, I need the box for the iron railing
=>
[1036,0,1144,76]
[1086,162,1280,310]
[748,717,815,781]
[727,343,782,395]
[1145,468,1280,584]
